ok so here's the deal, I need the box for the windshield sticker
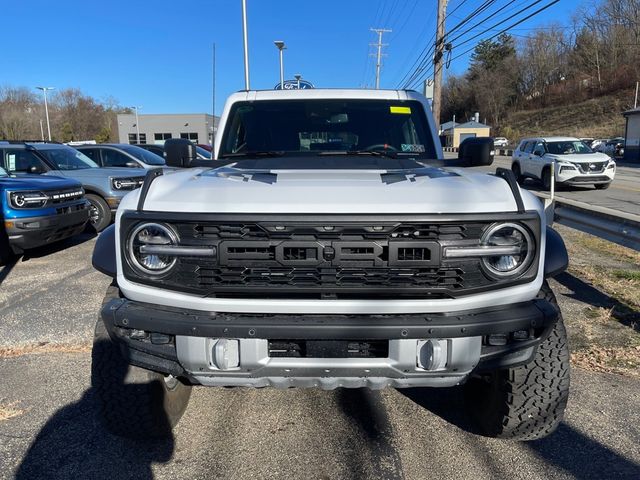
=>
[390,106,411,114]
[202,167,277,184]
[401,144,425,153]
[7,154,16,171]
[380,167,459,185]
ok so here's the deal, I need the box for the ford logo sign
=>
[274,79,314,90]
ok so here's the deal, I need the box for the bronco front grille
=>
[121,213,541,299]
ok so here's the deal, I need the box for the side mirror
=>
[458,137,494,166]
[125,161,140,168]
[534,150,543,157]
[28,165,43,174]
[164,138,197,168]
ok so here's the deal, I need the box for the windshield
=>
[120,145,165,165]
[37,146,98,170]
[546,141,593,155]
[196,146,212,159]
[219,99,436,160]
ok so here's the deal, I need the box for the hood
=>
[548,152,611,163]
[0,175,81,191]
[140,165,521,214]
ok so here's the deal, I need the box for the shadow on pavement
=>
[555,271,640,328]
[0,258,17,286]
[336,389,404,480]
[14,389,173,480]
[15,335,174,480]
[20,232,96,261]
[401,386,640,479]
[527,423,640,479]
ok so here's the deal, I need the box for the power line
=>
[408,0,561,90]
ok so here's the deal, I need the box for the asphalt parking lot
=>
[1,234,639,479]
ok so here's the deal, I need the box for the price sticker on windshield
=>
[390,106,411,114]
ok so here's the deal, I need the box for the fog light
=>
[417,339,448,371]
[211,339,240,370]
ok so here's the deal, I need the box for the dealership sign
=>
[274,79,315,90]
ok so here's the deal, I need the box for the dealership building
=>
[116,113,218,146]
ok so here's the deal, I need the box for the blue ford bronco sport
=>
[0,142,145,232]
[0,164,88,263]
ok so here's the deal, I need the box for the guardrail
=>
[534,192,640,251]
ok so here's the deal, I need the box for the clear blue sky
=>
[4,0,581,115]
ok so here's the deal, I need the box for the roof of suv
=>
[230,88,423,102]
[520,136,581,142]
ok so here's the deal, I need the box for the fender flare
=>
[92,224,117,278]
[544,226,568,278]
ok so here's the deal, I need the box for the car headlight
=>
[111,177,144,190]
[559,164,577,173]
[9,191,49,208]
[481,223,535,278]
[606,162,616,170]
[127,222,178,276]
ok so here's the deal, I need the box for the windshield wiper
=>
[317,150,398,159]
[220,151,285,158]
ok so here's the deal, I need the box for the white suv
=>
[511,137,616,190]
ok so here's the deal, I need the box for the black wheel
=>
[91,285,192,439]
[86,194,111,232]
[594,182,611,190]
[511,163,523,184]
[541,168,552,191]
[463,282,570,440]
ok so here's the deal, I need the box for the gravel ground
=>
[0,227,639,479]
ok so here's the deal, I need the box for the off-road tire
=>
[91,284,192,439]
[594,182,611,190]
[86,194,111,233]
[511,163,523,185]
[541,168,552,191]
[463,281,570,440]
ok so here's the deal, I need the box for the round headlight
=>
[13,194,26,207]
[127,222,178,276]
[481,223,534,278]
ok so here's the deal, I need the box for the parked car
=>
[0,142,145,231]
[0,164,88,263]
[493,137,509,147]
[75,144,165,169]
[601,137,625,158]
[590,138,610,152]
[197,143,213,152]
[511,136,616,190]
[136,143,212,160]
[92,88,571,442]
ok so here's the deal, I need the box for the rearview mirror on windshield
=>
[458,137,494,167]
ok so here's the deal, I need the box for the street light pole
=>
[274,41,286,89]
[36,86,54,141]
[241,0,250,90]
[131,106,142,143]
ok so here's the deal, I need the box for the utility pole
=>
[212,42,217,145]
[370,28,391,89]
[432,0,449,130]
[241,0,250,90]
[130,106,141,143]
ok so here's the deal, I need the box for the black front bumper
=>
[6,205,89,252]
[101,297,559,377]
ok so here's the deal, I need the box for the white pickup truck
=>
[91,88,570,441]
